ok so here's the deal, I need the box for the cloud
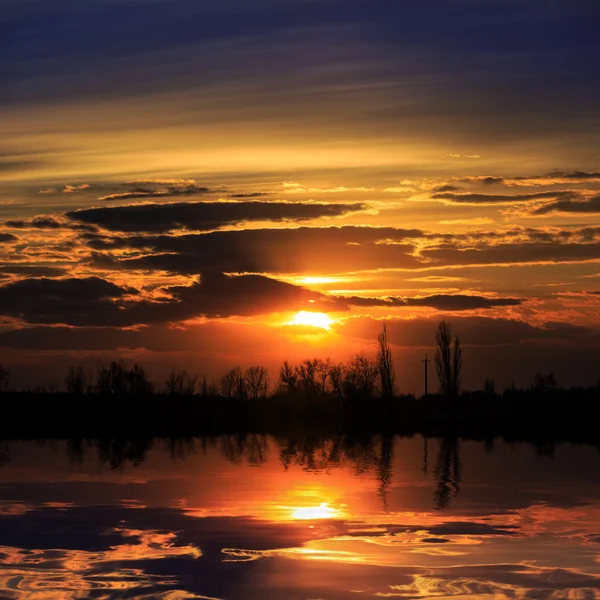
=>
[127,178,198,185]
[281,182,375,193]
[0,276,137,326]
[39,184,91,194]
[439,218,495,225]
[342,315,597,347]
[383,186,416,193]
[340,294,523,311]
[68,201,367,233]
[0,266,68,277]
[86,226,424,274]
[533,194,600,215]
[445,153,481,159]
[0,273,324,327]
[422,239,600,267]
[433,185,461,193]
[63,184,91,193]
[508,171,600,186]
[458,176,504,185]
[98,187,212,202]
[4,217,63,229]
[229,192,271,198]
[431,190,577,205]
[0,233,17,243]
[80,224,600,275]
[3,217,96,232]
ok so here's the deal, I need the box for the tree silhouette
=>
[344,353,378,399]
[96,360,128,395]
[435,321,462,398]
[533,372,557,392]
[65,365,90,395]
[484,376,496,397]
[127,364,154,396]
[164,369,197,395]
[245,366,269,400]
[279,361,298,395]
[377,322,395,397]
[0,364,9,392]
[220,367,242,398]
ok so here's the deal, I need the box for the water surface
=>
[1,435,600,599]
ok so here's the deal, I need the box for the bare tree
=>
[328,362,345,397]
[128,363,154,396]
[165,369,197,395]
[96,360,129,395]
[245,366,269,400]
[220,367,242,398]
[377,322,395,397]
[94,360,154,396]
[65,365,90,395]
[435,321,462,398]
[279,361,298,394]
[0,364,10,392]
[316,358,332,394]
[295,359,320,396]
[344,353,379,398]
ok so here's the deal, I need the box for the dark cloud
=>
[229,192,271,198]
[0,233,17,243]
[533,194,600,214]
[341,315,597,348]
[0,266,68,277]
[341,294,523,311]
[432,185,461,193]
[0,273,323,327]
[431,190,577,204]
[81,225,600,274]
[0,277,138,326]
[458,176,504,185]
[4,217,63,229]
[545,170,600,181]
[3,217,97,232]
[68,201,366,233]
[85,226,424,274]
[99,185,212,202]
[422,242,600,266]
[459,171,600,185]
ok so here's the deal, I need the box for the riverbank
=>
[1,388,599,444]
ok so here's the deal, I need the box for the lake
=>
[1,435,600,599]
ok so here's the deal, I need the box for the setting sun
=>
[291,311,333,330]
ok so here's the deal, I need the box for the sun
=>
[291,311,332,330]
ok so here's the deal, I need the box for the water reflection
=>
[433,437,462,510]
[0,435,599,599]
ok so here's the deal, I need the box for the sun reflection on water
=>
[291,502,340,520]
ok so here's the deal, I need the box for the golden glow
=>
[291,502,340,520]
[298,276,345,285]
[291,311,332,330]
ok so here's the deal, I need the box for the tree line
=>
[0,320,572,398]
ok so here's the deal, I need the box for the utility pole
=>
[422,353,430,398]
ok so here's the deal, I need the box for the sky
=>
[1,0,600,392]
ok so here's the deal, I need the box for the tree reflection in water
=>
[55,433,470,510]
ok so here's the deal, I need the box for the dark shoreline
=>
[1,389,600,445]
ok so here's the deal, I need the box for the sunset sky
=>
[1,0,600,391]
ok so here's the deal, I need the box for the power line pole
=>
[422,353,430,398]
